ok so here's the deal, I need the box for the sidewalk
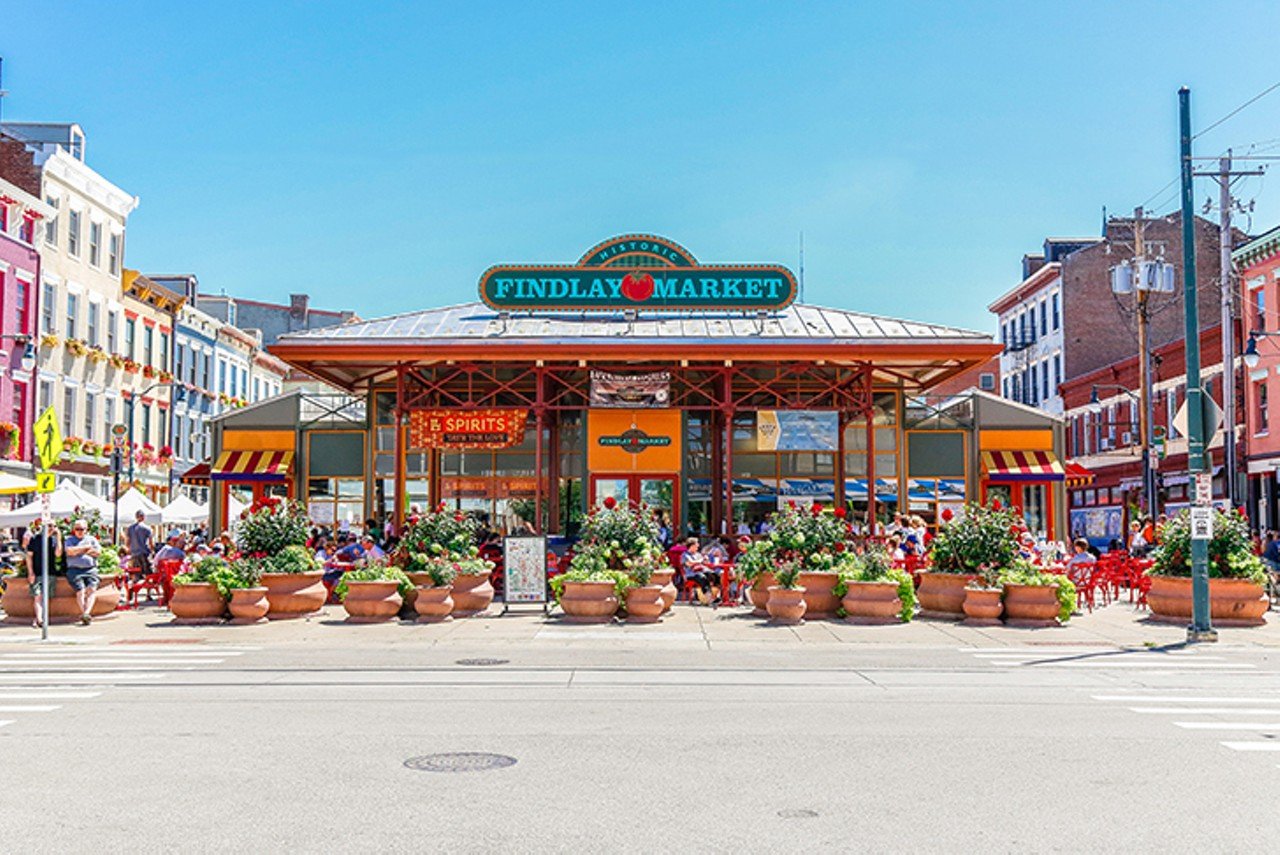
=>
[2,598,1277,651]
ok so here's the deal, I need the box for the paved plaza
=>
[1,602,1277,853]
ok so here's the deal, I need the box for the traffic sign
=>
[1190,506,1213,541]
[33,407,63,471]
[36,471,56,494]
[111,423,127,449]
[1194,472,1212,506]
[1172,394,1223,447]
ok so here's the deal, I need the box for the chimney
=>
[1021,253,1046,279]
[289,294,309,319]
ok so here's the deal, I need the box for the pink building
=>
[0,173,47,473]
[1238,225,1280,529]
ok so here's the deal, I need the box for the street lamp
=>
[1242,331,1279,370]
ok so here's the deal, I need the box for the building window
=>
[44,197,58,246]
[1053,354,1061,390]
[18,214,34,244]
[88,222,102,267]
[15,280,29,336]
[41,284,56,334]
[1029,367,1038,406]
[1259,382,1270,434]
[87,302,100,348]
[39,380,52,413]
[107,310,118,353]
[67,210,81,257]
[143,326,154,366]
[1052,293,1059,330]
[1019,313,1026,345]
[141,403,152,446]
[1003,377,1009,399]
[125,318,136,359]
[1041,362,1049,400]
[62,388,75,437]
[108,234,121,275]
[1040,301,1047,336]
[84,393,96,441]
[104,397,115,436]
[159,331,169,371]
[65,293,78,339]
[1255,287,1267,332]
[219,360,227,394]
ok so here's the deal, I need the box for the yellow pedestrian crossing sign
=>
[36,471,55,494]
[33,407,63,471]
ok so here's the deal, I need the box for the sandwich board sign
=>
[502,535,548,613]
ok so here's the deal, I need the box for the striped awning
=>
[1064,460,1095,487]
[211,450,293,482]
[179,461,211,486]
[981,450,1065,482]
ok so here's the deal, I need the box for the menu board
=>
[503,536,547,605]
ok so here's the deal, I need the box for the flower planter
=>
[766,586,807,624]
[414,585,454,623]
[842,580,902,624]
[748,572,778,616]
[650,569,677,613]
[559,580,618,623]
[1003,583,1060,628]
[962,587,1003,626]
[228,587,270,624]
[624,584,665,623]
[797,571,840,619]
[918,572,976,620]
[1147,576,1269,627]
[451,571,495,617]
[2,576,120,623]
[404,571,433,611]
[342,580,402,623]
[262,571,327,619]
[169,583,226,624]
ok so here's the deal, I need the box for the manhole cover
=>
[404,753,516,773]
[456,658,509,666]
[777,809,819,819]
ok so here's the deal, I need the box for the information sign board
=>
[1190,507,1213,541]
[502,535,548,612]
[1194,472,1212,506]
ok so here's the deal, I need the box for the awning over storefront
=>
[981,450,1065,482]
[1064,461,1095,487]
[180,461,211,485]
[211,450,294,482]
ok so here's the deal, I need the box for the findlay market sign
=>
[478,234,798,312]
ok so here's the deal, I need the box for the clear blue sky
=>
[3,0,1279,333]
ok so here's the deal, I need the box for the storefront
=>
[255,235,1024,539]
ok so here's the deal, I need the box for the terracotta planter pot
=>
[263,571,327,619]
[625,584,665,623]
[560,580,618,623]
[169,582,226,623]
[1148,576,1269,627]
[1003,583,1060,628]
[918,572,976,620]
[766,586,807,624]
[797,572,840,619]
[749,572,778,616]
[342,580,403,622]
[842,580,903,624]
[414,585,454,623]
[650,569,677,613]
[451,572,495,617]
[962,587,1003,626]
[3,575,121,623]
[403,571,432,611]
[228,587,269,624]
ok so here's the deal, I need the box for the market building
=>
[209,235,1074,540]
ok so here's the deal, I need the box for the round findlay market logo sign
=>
[598,428,672,454]
[478,234,798,312]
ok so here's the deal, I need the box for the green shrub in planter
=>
[835,546,917,622]
[1149,508,1267,585]
[999,560,1077,624]
[333,559,412,602]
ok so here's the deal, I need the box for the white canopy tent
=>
[226,494,247,522]
[0,471,39,495]
[0,481,112,528]
[114,487,163,525]
[162,494,208,526]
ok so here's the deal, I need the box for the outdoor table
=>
[706,561,735,606]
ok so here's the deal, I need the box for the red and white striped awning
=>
[1064,460,1095,487]
[981,450,1065,482]
[211,450,293,482]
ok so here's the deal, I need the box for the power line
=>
[1194,79,1280,140]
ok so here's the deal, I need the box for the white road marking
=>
[1221,742,1280,752]
[984,659,1252,669]
[0,720,11,728]
[1175,722,1280,730]
[0,673,165,681]
[0,658,227,666]
[4,651,242,658]
[1094,695,1280,704]
[0,705,61,713]
[1129,707,1280,715]
[0,692,101,700]
[535,630,705,640]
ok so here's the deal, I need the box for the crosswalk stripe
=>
[1128,707,1280,715]
[4,651,242,658]
[973,651,1214,659]
[0,673,165,681]
[0,658,227,666]
[0,705,60,712]
[1094,695,1280,704]
[0,692,101,699]
[1221,742,1280,752]
[0,720,11,728]
[1175,722,1280,730]
[984,659,1252,669]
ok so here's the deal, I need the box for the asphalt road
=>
[1,627,1277,853]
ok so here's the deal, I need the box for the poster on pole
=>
[1190,507,1213,541]
[502,535,548,612]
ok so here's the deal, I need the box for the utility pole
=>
[1179,86,1215,643]
[1134,207,1158,521]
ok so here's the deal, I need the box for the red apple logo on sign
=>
[620,272,655,302]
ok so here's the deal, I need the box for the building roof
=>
[987,262,1062,314]
[270,301,999,391]
[1233,223,1280,268]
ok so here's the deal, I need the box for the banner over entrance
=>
[478,234,798,313]
[409,409,528,450]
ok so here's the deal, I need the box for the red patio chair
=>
[124,558,165,609]
[155,558,184,607]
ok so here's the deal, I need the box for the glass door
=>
[590,474,679,537]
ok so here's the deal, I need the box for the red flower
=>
[833,507,847,519]
[454,512,466,522]
[435,502,446,513]
[991,500,1002,511]
[834,541,846,553]
[602,496,618,510]
[787,500,797,509]
[810,502,823,516]
[941,508,954,522]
